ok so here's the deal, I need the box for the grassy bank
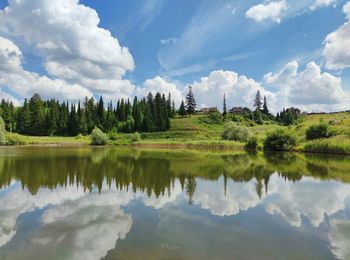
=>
[4,112,350,154]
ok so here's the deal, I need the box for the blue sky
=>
[0,0,350,112]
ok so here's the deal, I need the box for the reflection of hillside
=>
[0,147,350,199]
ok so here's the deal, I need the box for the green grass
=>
[4,112,350,154]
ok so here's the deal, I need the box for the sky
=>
[0,0,350,112]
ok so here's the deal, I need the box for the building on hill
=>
[229,107,244,114]
[200,107,218,113]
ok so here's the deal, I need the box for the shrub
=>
[108,131,118,141]
[0,116,6,145]
[305,123,335,141]
[200,111,223,124]
[263,129,297,151]
[245,136,258,150]
[221,122,250,142]
[90,127,108,145]
[304,136,350,154]
[131,132,141,143]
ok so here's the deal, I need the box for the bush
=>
[305,123,335,141]
[263,129,297,151]
[304,136,350,154]
[131,132,141,143]
[245,136,258,150]
[0,116,6,145]
[108,131,118,141]
[90,127,108,145]
[221,122,250,142]
[200,111,223,124]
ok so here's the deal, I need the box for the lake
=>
[0,147,349,259]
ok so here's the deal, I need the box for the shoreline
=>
[3,140,350,156]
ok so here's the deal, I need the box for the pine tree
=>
[185,86,196,115]
[105,101,115,132]
[254,91,263,111]
[29,94,46,135]
[132,96,142,132]
[77,101,88,135]
[262,96,269,114]
[166,93,172,116]
[96,96,105,130]
[17,98,31,134]
[68,103,79,136]
[179,100,186,117]
[223,94,227,117]
[171,100,176,117]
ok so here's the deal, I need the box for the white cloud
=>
[191,70,276,110]
[137,76,183,105]
[264,61,346,110]
[245,1,288,23]
[160,37,178,46]
[265,176,350,227]
[193,178,264,217]
[311,0,337,10]
[0,0,134,100]
[0,37,92,101]
[323,2,350,70]
[329,219,350,260]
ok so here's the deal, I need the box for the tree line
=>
[0,92,176,136]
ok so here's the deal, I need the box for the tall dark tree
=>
[178,100,186,117]
[254,91,263,111]
[171,100,176,117]
[17,98,31,134]
[96,96,105,130]
[77,101,88,135]
[84,97,95,133]
[262,96,269,114]
[132,96,142,132]
[29,94,46,135]
[185,86,196,115]
[223,94,227,117]
[105,101,116,132]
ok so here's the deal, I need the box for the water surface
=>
[0,147,349,259]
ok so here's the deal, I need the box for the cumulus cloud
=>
[311,0,337,10]
[193,178,264,217]
[0,37,92,101]
[190,70,276,110]
[137,76,183,105]
[329,219,350,260]
[0,0,135,100]
[245,1,287,23]
[265,176,350,227]
[264,61,346,110]
[323,2,350,70]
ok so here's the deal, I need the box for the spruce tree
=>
[96,96,105,130]
[171,100,176,117]
[17,98,31,134]
[223,94,227,117]
[185,86,196,115]
[77,101,88,135]
[262,96,269,114]
[179,100,186,117]
[254,91,263,111]
[29,94,46,135]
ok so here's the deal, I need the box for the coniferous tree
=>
[132,96,142,132]
[223,94,227,117]
[29,94,46,135]
[179,100,186,117]
[171,100,176,117]
[254,91,263,111]
[96,96,105,130]
[85,97,95,133]
[185,86,196,115]
[262,96,269,114]
[77,101,88,135]
[105,101,115,132]
[166,93,172,116]
[17,98,31,134]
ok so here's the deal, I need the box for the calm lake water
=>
[0,147,349,260]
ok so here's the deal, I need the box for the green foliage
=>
[264,129,297,151]
[305,123,335,140]
[178,100,187,117]
[90,127,108,145]
[245,136,258,150]
[200,110,223,124]
[277,108,300,125]
[185,86,196,115]
[108,131,118,141]
[304,136,350,154]
[6,133,27,145]
[221,122,251,142]
[131,132,141,142]
[0,116,6,145]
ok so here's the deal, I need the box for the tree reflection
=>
[0,147,349,198]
